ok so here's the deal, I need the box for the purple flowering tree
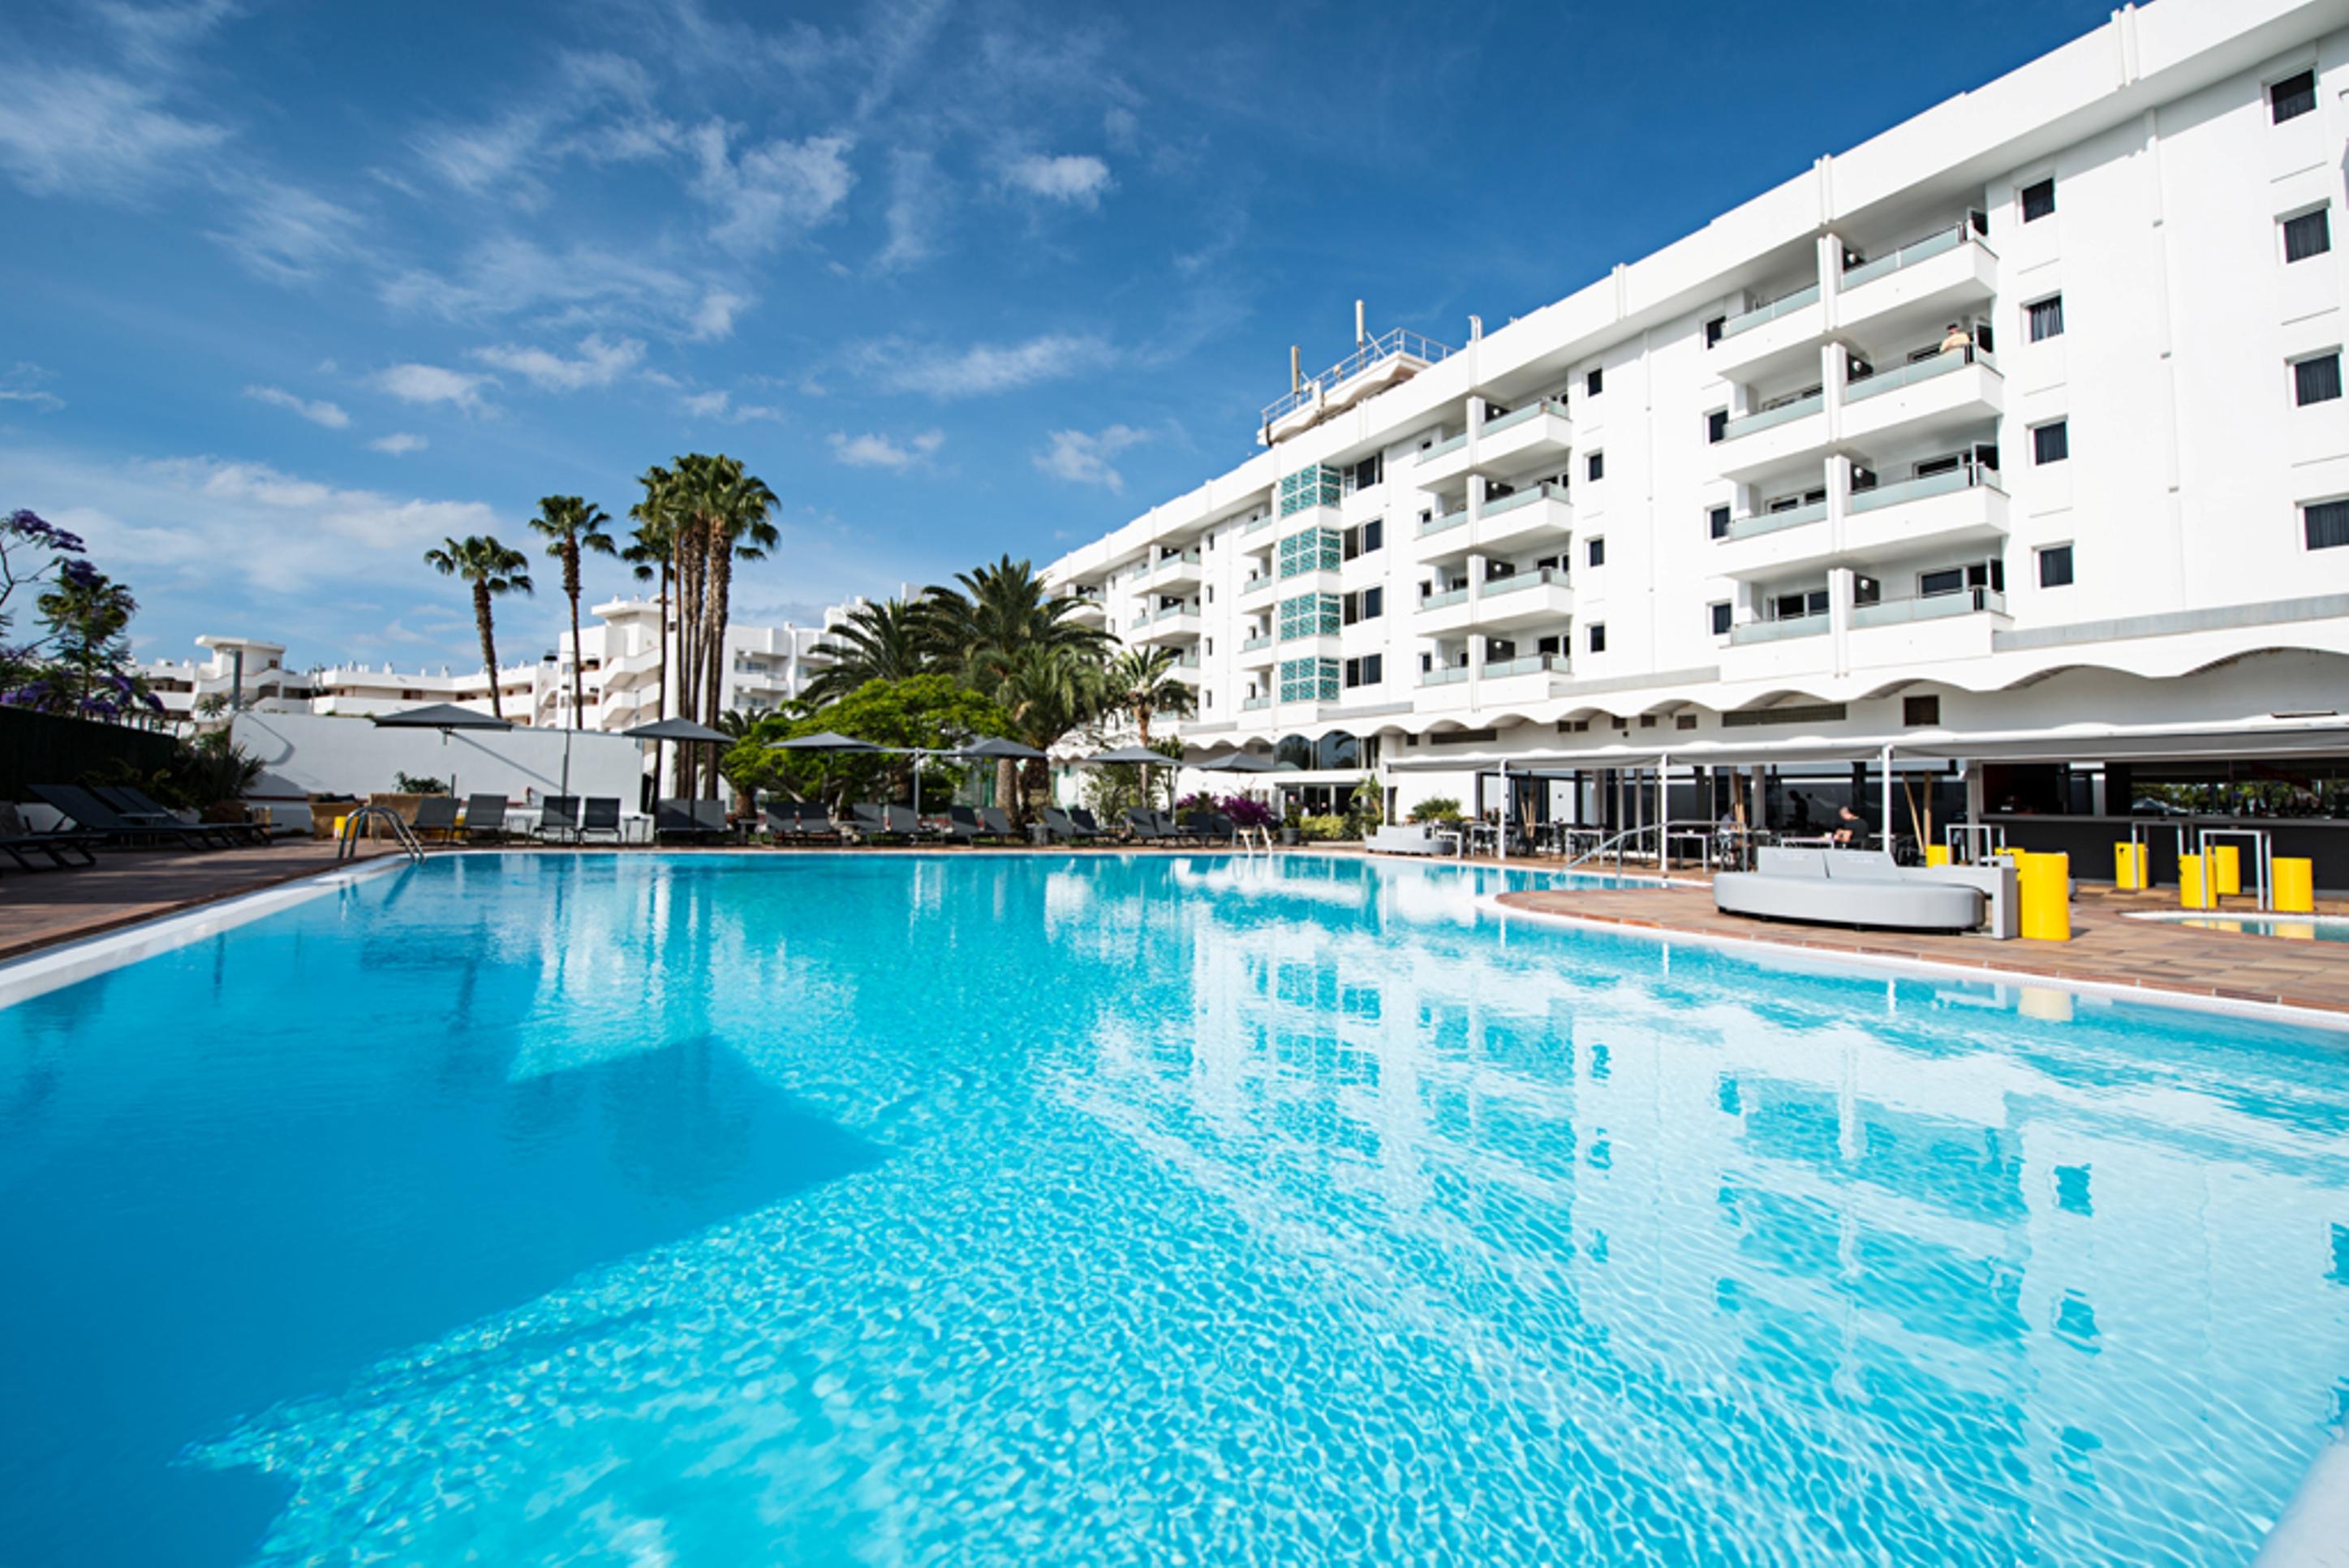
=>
[1,509,161,724]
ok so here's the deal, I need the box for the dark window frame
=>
[2295,351,2343,406]
[2037,543,2075,589]
[2033,419,2070,466]
[2020,178,2056,223]
[2272,68,2318,124]
[2285,207,2332,264]
[2026,294,2064,342]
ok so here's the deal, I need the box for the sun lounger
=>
[942,805,993,844]
[1181,810,1233,845]
[884,804,941,842]
[28,784,218,851]
[105,784,271,845]
[846,802,894,843]
[461,794,510,842]
[692,799,732,842]
[1071,808,1112,839]
[979,806,1017,841]
[762,801,834,844]
[532,796,580,844]
[655,798,716,842]
[578,797,623,844]
[0,801,98,870]
[404,797,461,842]
[1041,807,1102,844]
[1122,807,1171,844]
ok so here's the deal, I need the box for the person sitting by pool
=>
[1832,805,1869,847]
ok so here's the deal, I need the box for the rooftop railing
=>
[1723,499,1827,540]
[1480,481,1568,519]
[1261,327,1457,427]
[1843,346,1995,403]
[1847,464,2003,514]
[1729,610,1831,645]
[1720,389,1824,440]
[1718,281,1822,341]
[1841,221,1993,291]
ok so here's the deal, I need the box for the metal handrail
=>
[1262,328,1456,426]
[338,803,425,863]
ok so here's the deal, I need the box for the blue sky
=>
[1,0,2114,673]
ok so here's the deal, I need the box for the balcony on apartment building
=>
[1475,397,1573,466]
[1417,648,1571,711]
[1848,580,2010,667]
[1064,586,1108,622]
[1241,694,1271,711]
[1710,277,1825,378]
[1151,546,1204,590]
[1714,382,1829,479]
[1129,603,1204,644]
[1835,217,1997,334]
[1712,458,2006,578]
[1238,632,1278,667]
[1474,480,1572,552]
[1415,580,1476,635]
[1839,342,2004,447]
[1466,565,1574,630]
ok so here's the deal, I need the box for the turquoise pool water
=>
[5,852,2347,1565]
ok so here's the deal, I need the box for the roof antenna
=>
[1355,299,1366,346]
[1291,345,1301,393]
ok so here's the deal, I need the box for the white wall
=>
[230,711,646,804]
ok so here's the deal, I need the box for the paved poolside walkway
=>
[1495,879,2349,1017]
[0,840,395,962]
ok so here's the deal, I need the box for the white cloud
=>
[680,389,781,423]
[1035,424,1149,492]
[92,0,239,70]
[0,68,226,199]
[376,363,493,413]
[856,332,1114,397]
[1004,153,1111,208]
[875,147,946,272]
[369,432,428,455]
[10,446,505,599]
[380,235,718,344]
[827,428,944,470]
[243,384,350,428]
[470,333,644,392]
[687,121,856,252]
[0,363,64,413]
[1102,106,1138,153]
[691,288,747,341]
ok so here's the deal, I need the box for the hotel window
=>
[1704,315,1727,346]
[2295,350,2343,406]
[2026,294,2064,342]
[2033,419,2069,466]
[1709,602,1732,636]
[2305,498,2349,550]
[2285,207,2332,263]
[1586,367,1603,396]
[2272,68,2317,124]
[1586,450,1605,482]
[1904,695,1942,727]
[1342,654,1383,689]
[1340,586,1383,625]
[1706,408,1728,444]
[1277,656,1340,704]
[1586,535,1606,568]
[1708,504,1732,539]
[1343,452,1383,492]
[1587,622,1607,654]
[2020,177,2056,223]
[2037,543,2075,588]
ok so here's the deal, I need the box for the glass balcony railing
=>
[1840,222,1990,291]
[1843,346,1993,403]
[1240,576,1276,596]
[1480,481,1568,519]
[1847,466,2003,515]
[1852,586,2007,628]
[1418,508,1469,537]
[1419,665,1473,687]
[1729,611,1831,645]
[1723,500,1828,540]
[1418,431,1468,463]
[1720,389,1824,440]
[1154,548,1202,573]
[1419,586,1471,612]
[1243,515,1274,534]
[1480,397,1571,436]
[1478,565,1568,599]
[1241,634,1273,651]
[1241,696,1271,711]
[1718,282,1822,341]
[1482,654,1569,678]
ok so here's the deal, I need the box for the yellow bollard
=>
[2276,857,2316,914]
[2212,844,2241,897]
[1925,844,1951,867]
[2179,853,2210,910]
[2017,851,2072,941]
[2113,843,2145,891]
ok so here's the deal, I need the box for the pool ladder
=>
[336,805,426,865]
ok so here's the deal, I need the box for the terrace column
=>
[1828,565,1856,678]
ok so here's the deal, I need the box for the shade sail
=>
[1196,751,1276,772]
[368,703,512,731]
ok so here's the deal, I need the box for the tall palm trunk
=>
[472,580,503,720]
[703,542,734,776]
[561,540,584,728]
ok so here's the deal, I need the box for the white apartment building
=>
[1048,0,2349,878]
[140,594,882,732]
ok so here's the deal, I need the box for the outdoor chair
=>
[106,784,270,845]
[1042,807,1100,844]
[979,806,1018,841]
[692,799,733,842]
[408,796,462,842]
[28,784,218,852]
[460,794,510,842]
[762,801,831,844]
[1151,810,1195,843]
[88,785,245,849]
[1181,810,1231,845]
[1122,807,1171,844]
[846,802,893,843]
[578,797,624,844]
[0,801,98,871]
[655,799,717,842]
[884,805,942,842]
[532,796,581,844]
[1070,808,1112,838]
[943,805,993,844]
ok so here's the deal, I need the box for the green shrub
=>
[1409,796,1464,824]
[1298,813,1349,841]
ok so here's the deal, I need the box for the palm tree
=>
[802,597,938,704]
[661,453,778,796]
[626,467,678,780]
[1103,644,1194,748]
[992,643,1106,823]
[924,556,1108,812]
[528,495,617,731]
[424,535,533,719]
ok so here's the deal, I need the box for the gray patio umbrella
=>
[957,736,1049,761]
[1086,743,1179,814]
[1197,750,1275,772]
[626,717,734,804]
[768,730,881,752]
[370,702,514,798]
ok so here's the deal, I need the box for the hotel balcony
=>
[1238,634,1278,668]
[1848,586,2009,667]
[1474,482,1572,553]
[1474,398,1573,468]
[1241,695,1271,712]
[1415,583,1475,636]
[1151,548,1203,591]
[1836,221,1997,336]
[1709,281,1825,379]
[1238,574,1278,600]
[1466,566,1574,631]
[1712,498,1829,578]
[1844,466,2009,559]
[1130,607,1203,645]
[1714,387,1829,481]
[1413,428,1472,485]
[1065,591,1107,624]
[1839,350,2003,448]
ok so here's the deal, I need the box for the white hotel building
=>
[1048,0,2349,879]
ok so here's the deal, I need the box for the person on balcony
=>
[1939,322,1973,359]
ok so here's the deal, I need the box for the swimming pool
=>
[2136,913,2349,943]
[5,852,2347,1564]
